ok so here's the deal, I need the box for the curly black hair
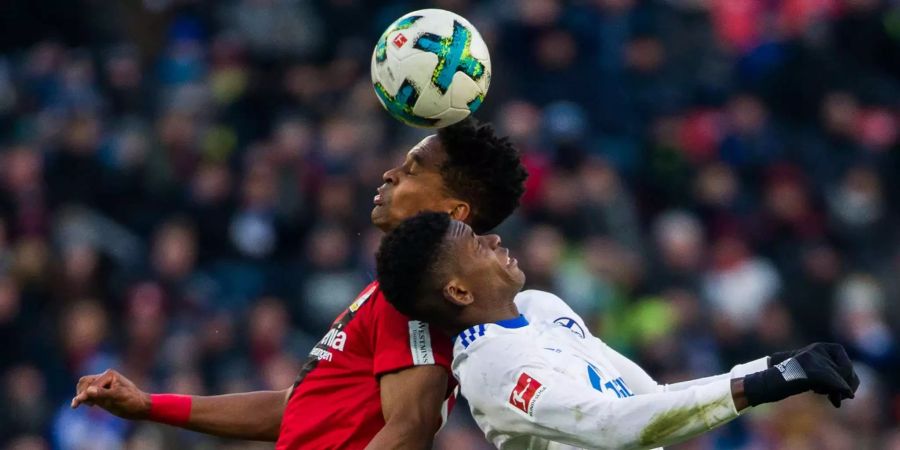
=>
[376,212,451,320]
[437,118,528,234]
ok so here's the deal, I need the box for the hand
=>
[71,369,152,420]
[768,349,796,367]
[770,343,860,407]
[746,343,860,408]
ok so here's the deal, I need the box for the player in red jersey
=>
[70,118,528,449]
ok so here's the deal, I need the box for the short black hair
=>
[437,118,528,233]
[376,212,451,320]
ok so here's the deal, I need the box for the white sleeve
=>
[461,337,744,450]
[596,338,770,393]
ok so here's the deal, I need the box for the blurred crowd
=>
[0,0,899,449]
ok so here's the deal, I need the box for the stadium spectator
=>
[0,0,898,448]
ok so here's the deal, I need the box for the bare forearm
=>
[72,370,287,441]
[731,378,748,412]
[372,365,446,450]
[365,421,436,450]
[181,390,288,441]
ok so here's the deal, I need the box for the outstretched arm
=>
[72,369,288,441]
[594,338,770,394]
[466,360,746,450]
[462,341,857,450]
[174,390,289,440]
[597,339,859,408]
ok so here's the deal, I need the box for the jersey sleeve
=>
[596,338,770,394]
[460,335,744,450]
[371,292,453,376]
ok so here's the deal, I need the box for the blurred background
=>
[0,0,898,449]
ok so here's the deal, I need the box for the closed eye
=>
[405,153,425,176]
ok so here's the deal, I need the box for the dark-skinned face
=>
[371,135,465,232]
[440,220,526,309]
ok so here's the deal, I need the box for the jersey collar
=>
[494,314,529,329]
[453,314,529,344]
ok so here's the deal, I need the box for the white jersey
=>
[451,290,770,450]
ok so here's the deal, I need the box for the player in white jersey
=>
[375,212,860,450]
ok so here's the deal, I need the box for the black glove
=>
[769,342,859,408]
[746,343,860,408]
[768,349,796,367]
[768,342,860,407]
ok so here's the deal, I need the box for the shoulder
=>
[368,281,412,322]
[455,322,522,350]
[455,333,527,384]
[452,328,554,419]
[369,283,440,340]
[454,324,539,373]
[351,281,382,313]
[369,280,454,372]
[515,289,565,304]
[514,290,592,339]
[456,324,488,350]
[514,289,576,318]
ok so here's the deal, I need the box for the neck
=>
[446,296,520,336]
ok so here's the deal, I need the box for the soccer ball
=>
[371,9,491,128]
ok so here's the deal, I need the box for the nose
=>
[382,166,399,185]
[484,234,501,249]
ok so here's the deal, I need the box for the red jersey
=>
[276,281,455,449]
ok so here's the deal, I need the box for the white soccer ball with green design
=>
[371,9,491,128]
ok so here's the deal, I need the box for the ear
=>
[443,279,473,307]
[448,201,470,223]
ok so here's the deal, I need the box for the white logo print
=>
[511,378,533,409]
[775,358,808,382]
[508,372,547,416]
[309,327,348,361]
[320,328,347,351]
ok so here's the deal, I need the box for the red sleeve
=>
[371,289,453,377]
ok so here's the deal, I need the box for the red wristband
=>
[148,394,192,426]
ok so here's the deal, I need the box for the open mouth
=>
[374,186,388,206]
[502,248,517,267]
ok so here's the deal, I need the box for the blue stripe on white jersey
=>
[455,314,528,348]
[457,324,487,348]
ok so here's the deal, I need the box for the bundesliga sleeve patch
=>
[509,372,546,417]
